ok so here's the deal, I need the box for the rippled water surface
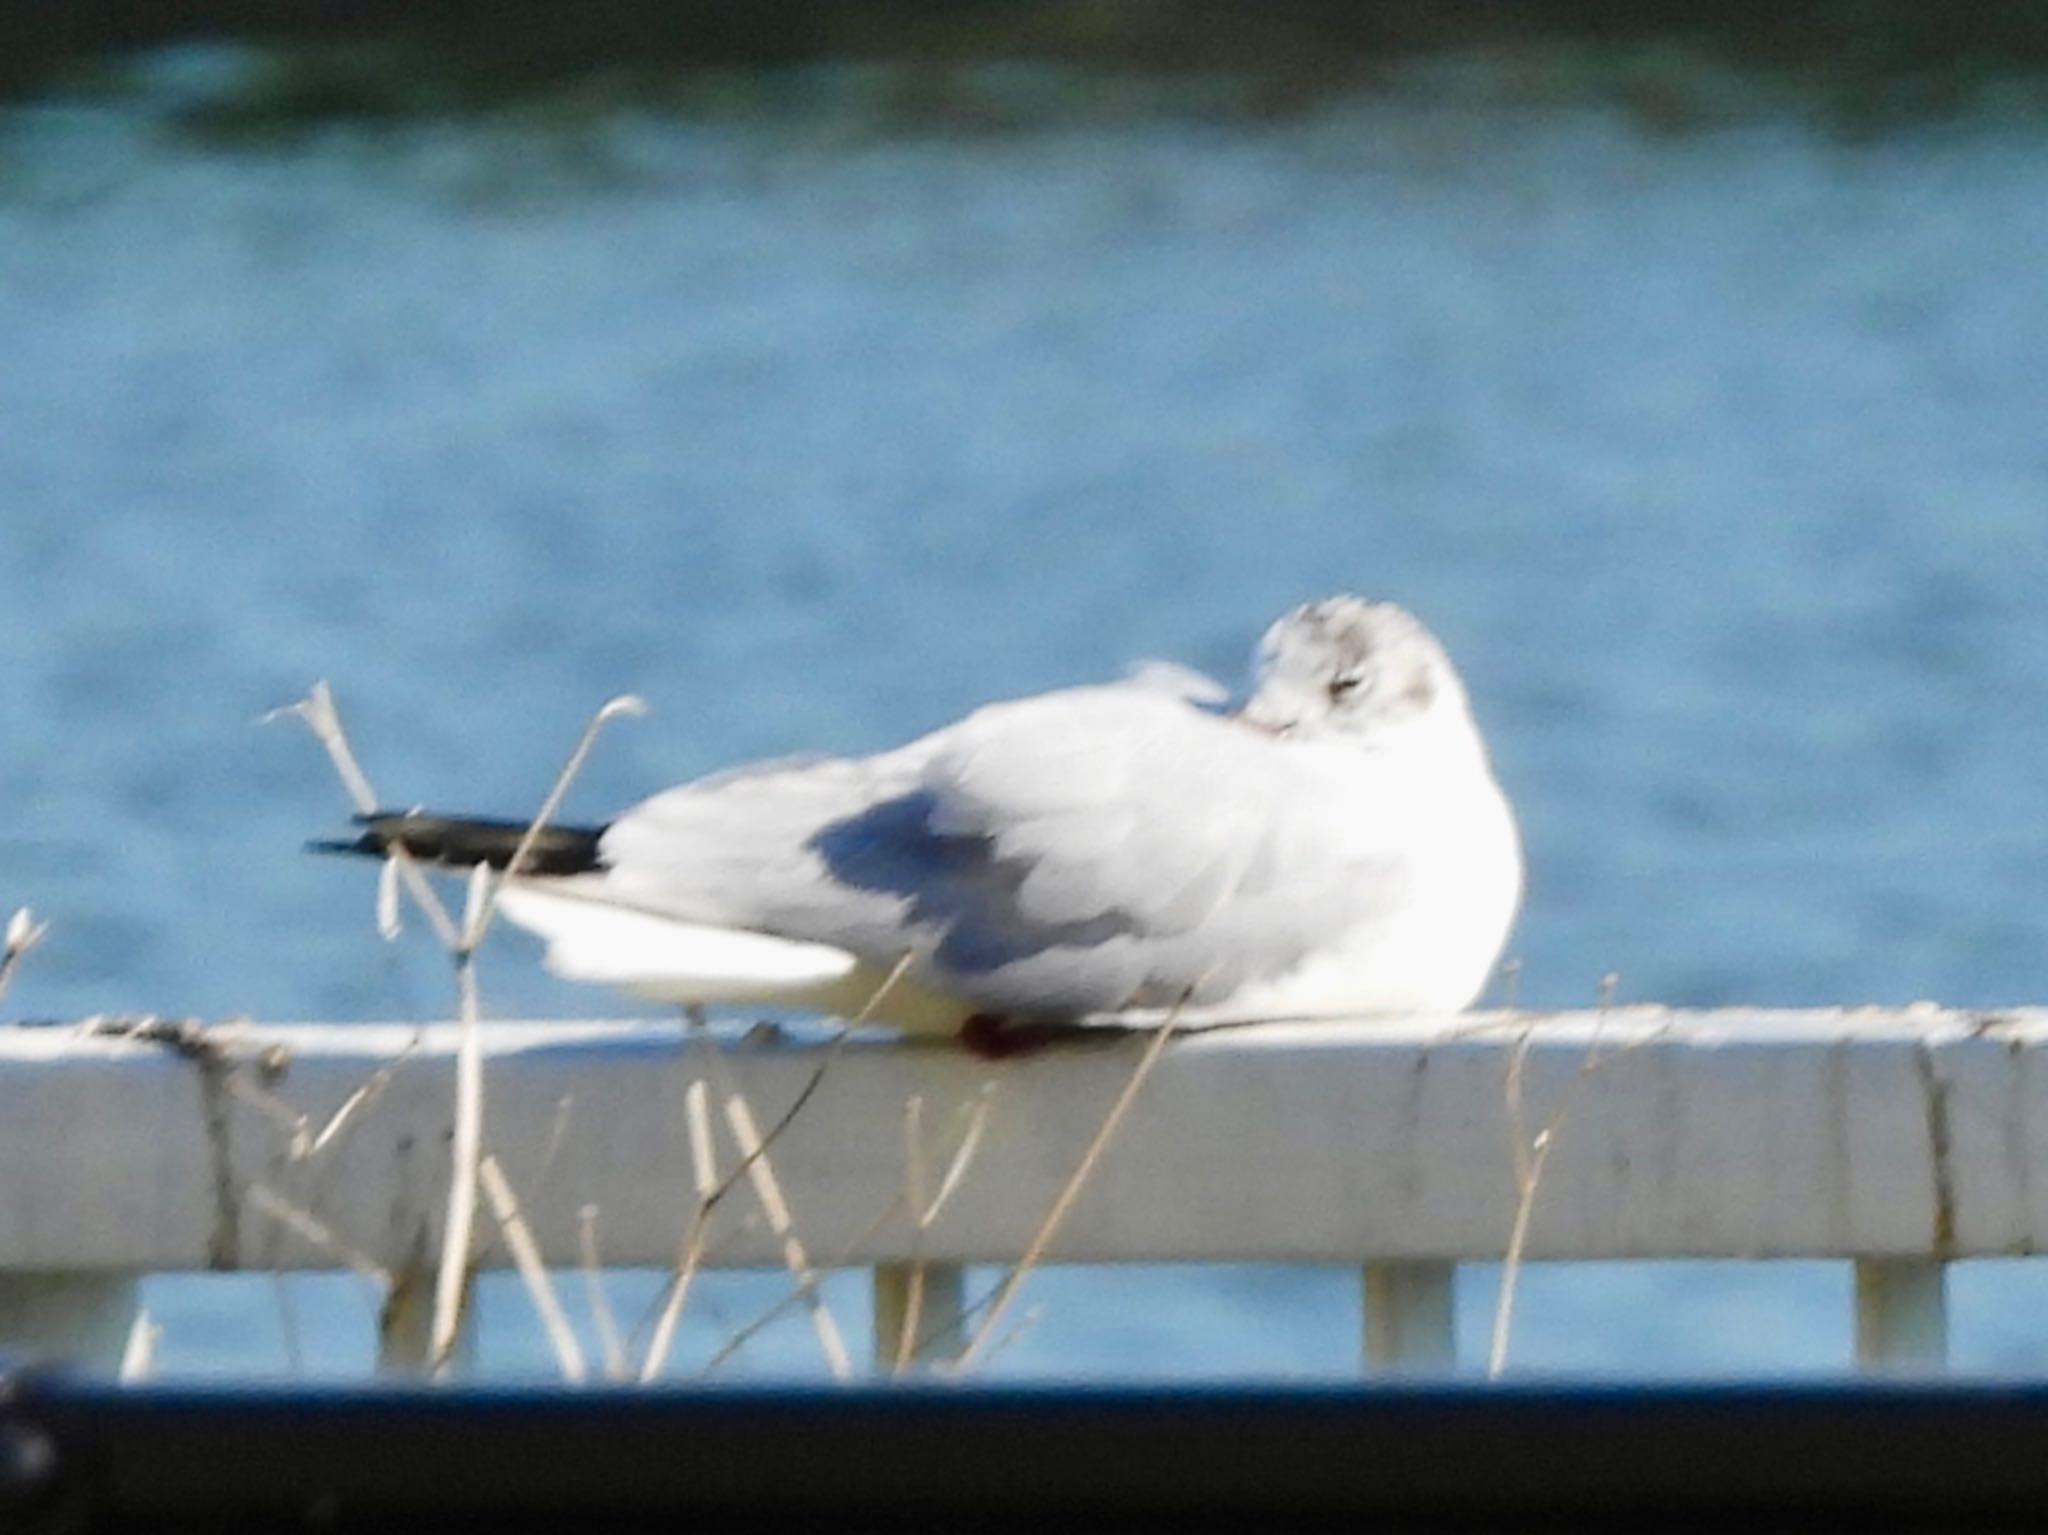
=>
[5,59,2048,1377]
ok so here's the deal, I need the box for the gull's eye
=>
[1327,672,1367,703]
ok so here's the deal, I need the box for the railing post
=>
[0,1273,140,1373]
[378,1264,476,1378]
[377,1265,434,1376]
[1362,1262,1458,1372]
[872,1262,968,1372]
[1854,1259,1947,1369]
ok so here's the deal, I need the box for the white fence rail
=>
[0,1007,2034,1375]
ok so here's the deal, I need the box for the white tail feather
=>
[494,884,860,1001]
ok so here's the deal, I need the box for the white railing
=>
[0,1006,2030,1376]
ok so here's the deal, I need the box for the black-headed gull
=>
[318,597,1522,1044]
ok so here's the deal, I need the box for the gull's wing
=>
[582,683,1409,1020]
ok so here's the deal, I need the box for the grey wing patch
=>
[595,749,929,932]
[806,687,1397,1019]
[594,686,1404,1022]
[807,789,1140,1002]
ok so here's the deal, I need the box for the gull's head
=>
[1238,596,1468,742]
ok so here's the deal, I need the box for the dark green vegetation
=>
[9,2,2048,138]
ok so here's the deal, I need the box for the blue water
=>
[6,54,2048,1377]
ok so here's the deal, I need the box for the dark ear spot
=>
[1402,671,1437,711]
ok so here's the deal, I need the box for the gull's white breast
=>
[1185,724,1523,1023]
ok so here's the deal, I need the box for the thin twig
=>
[268,681,378,810]
[700,1193,912,1376]
[226,1074,316,1159]
[723,1092,853,1381]
[702,1105,968,1378]
[0,907,48,1011]
[1489,1028,1544,1377]
[970,1303,1047,1373]
[269,681,463,950]
[376,857,402,940]
[541,1096,576,1182]
[664,1087,993,1377]
[478,1153,587,1385]
[307,1038,420,1157]
[579,1204,628,1381]
[920,1087,993,1230]
[893,1086,994,1371]
[953,1010,1184,1372]
[635,955,915,1379]
[637,1078,721,1382]
[429,865,492,1376]
[705,1081,998,1376]
[894,1097,930,1375]
[118,1309,160,1384]
[246,1182,395,1294]
[704,1091,993,1377]
[284,683,646,1380]
[1489,973,1653,1378]
[717,953,915,1181]
[479,695,638,925]
[376,1265,436,1375]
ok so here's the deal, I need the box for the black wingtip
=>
[308,811,608,876]
[305,836,378,858]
